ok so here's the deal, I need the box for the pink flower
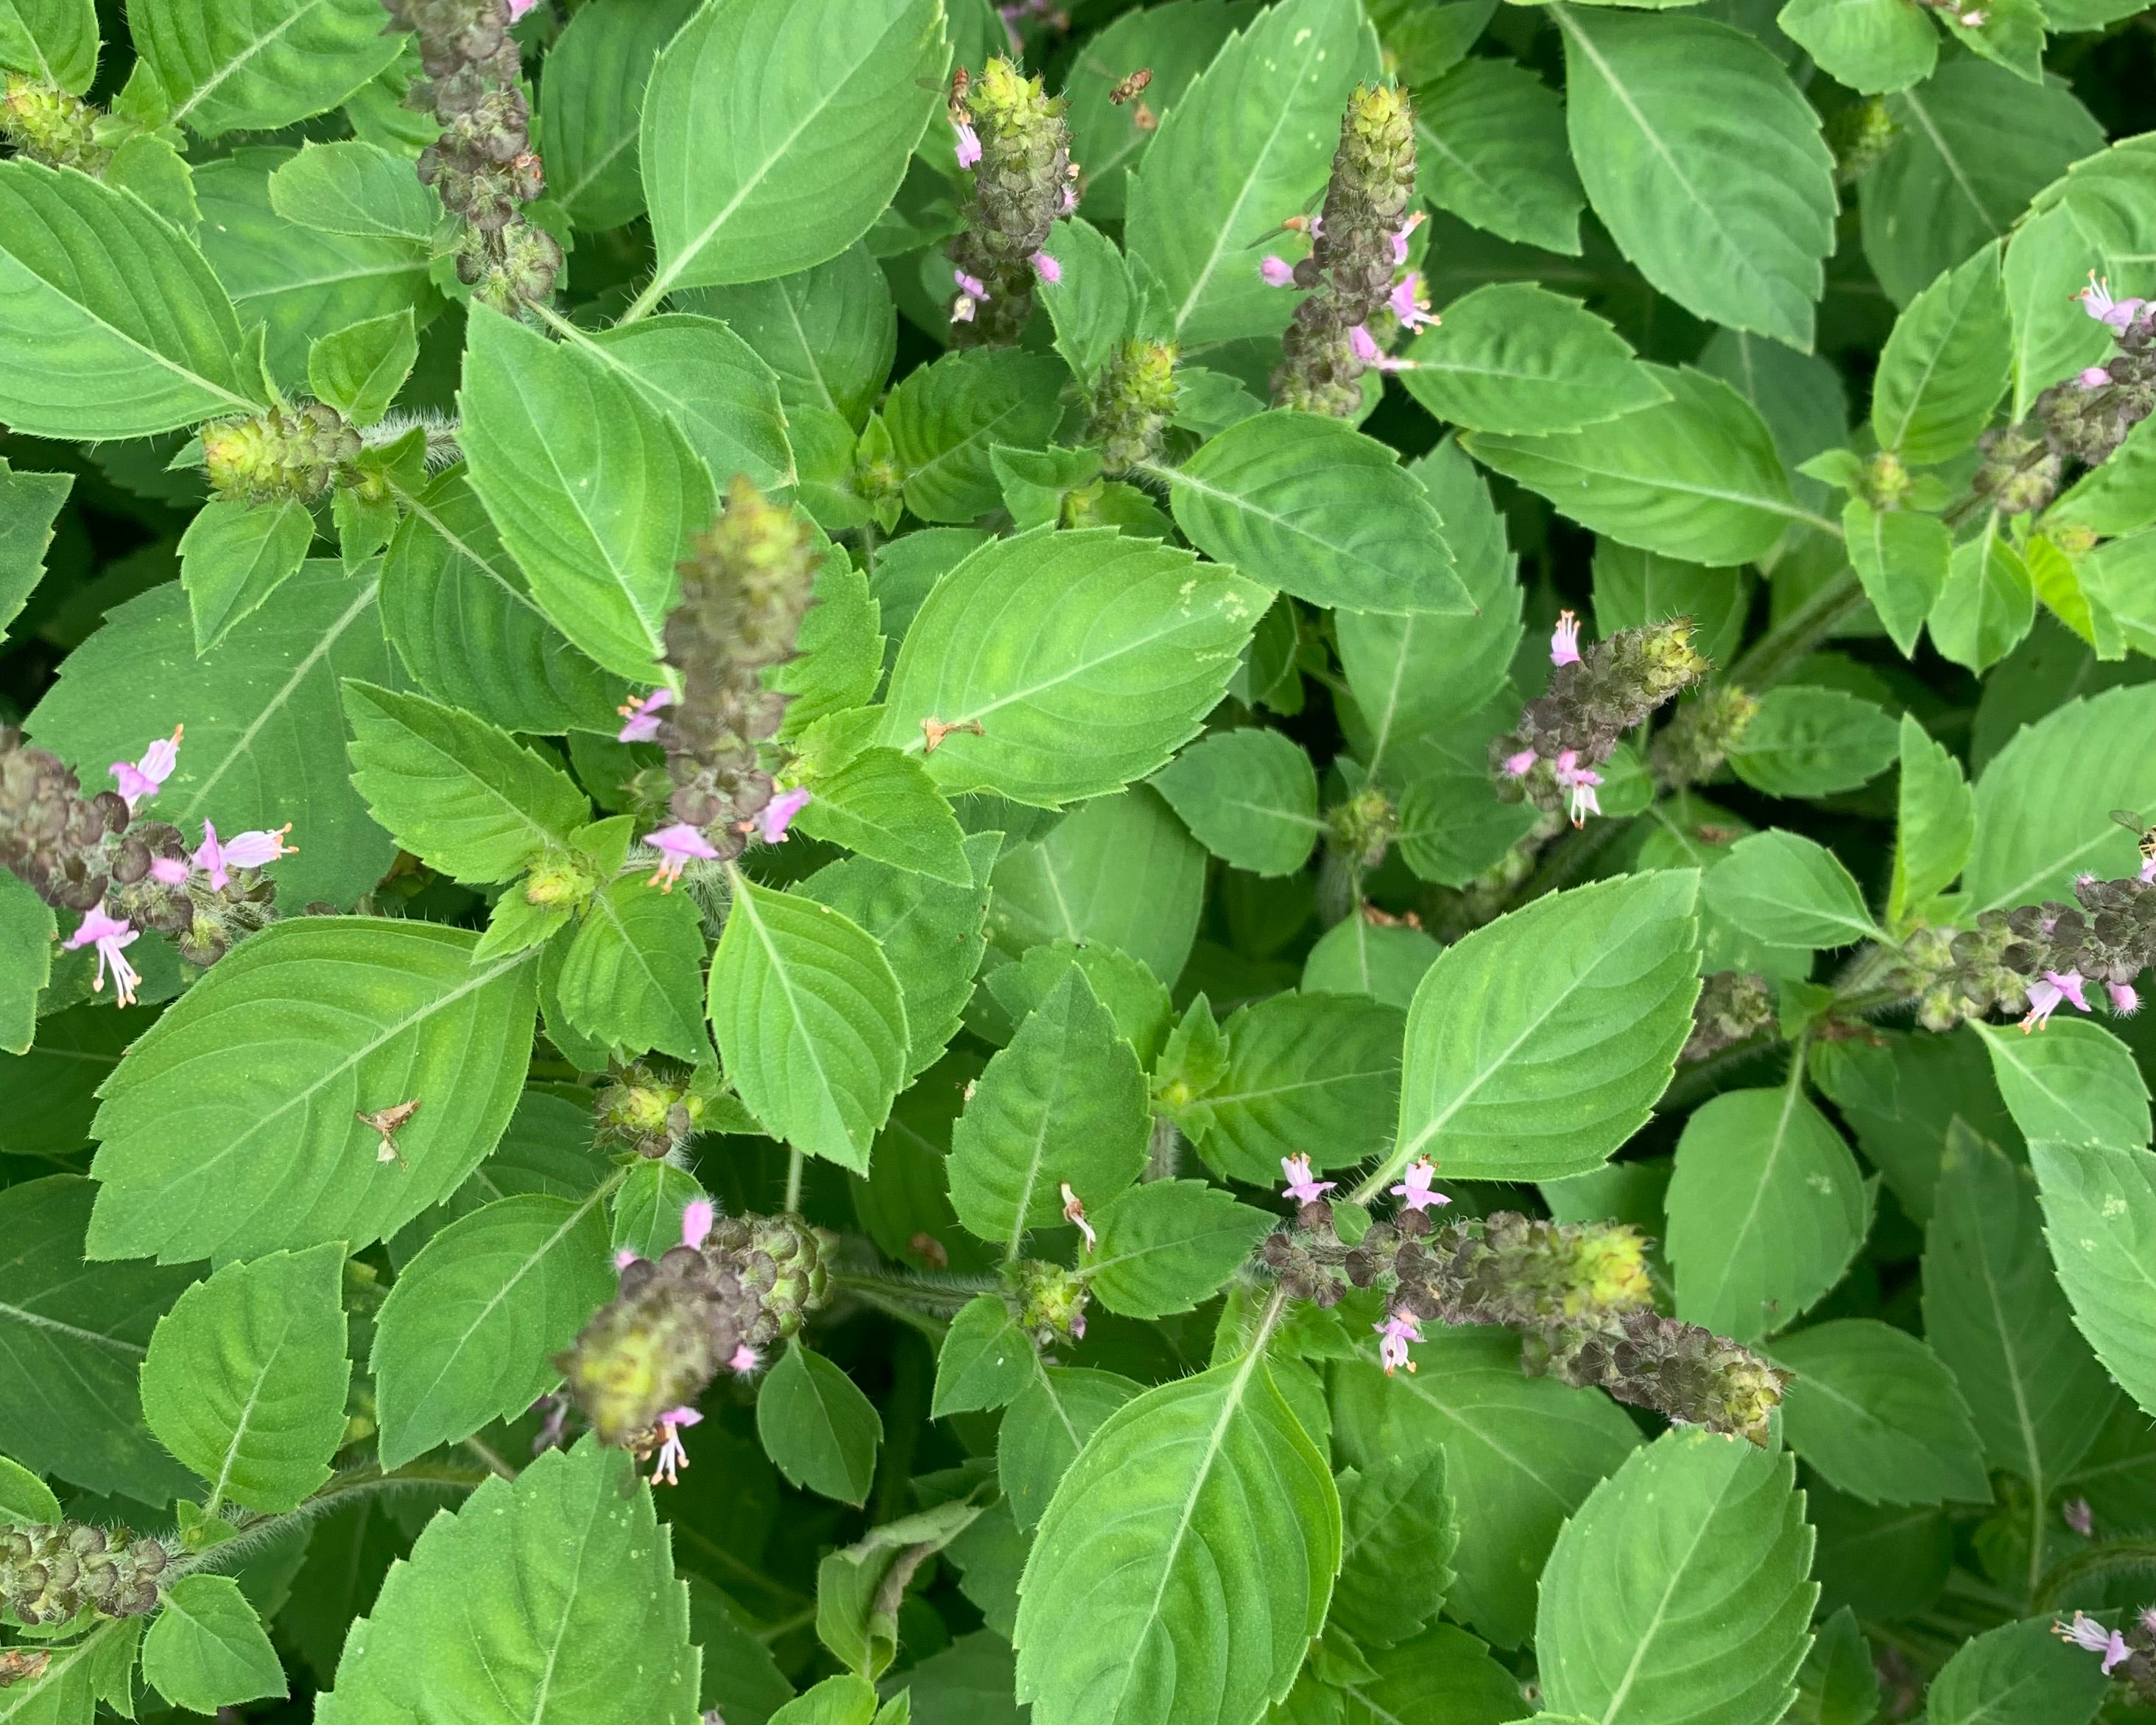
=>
[1501,749,1537,778]
[191,821,295,891]
[2110,981,2141,1016]
[650,1406,702,1486]
[2143,855,2156,886]
[644,822,718,890]
[2142,1606,2156,1637]
[1551,609,1582,667]
[2079,273,2146,333]
[110,725,182,812]
[1388,211,1424,267]
[681,1198,714,1251]
[1059,183,1078,215]
[756,788,809,845]
[149,857,189,885]
[1348,324,1411,372]
[66,907,140,1007]
[1554,749,1602,827]
[1032,250,1060,284]
[2023,969,2091,1032]
[2080,367,2113,389]
[954,269,987,300]
[1375,1307,1423,1375]
[1261,255,1295,287]
[1389,1156,1451,1214]
[2055,1612,2132,1675]
[1280,1153,1334,1205]
[2065,1496,2094,1536]
[951,295,977,324]
[1069,1307,1086,1341]
[1388,271,1435,332]
[616,688,673,744]
[954,119,982,169]
[507,0,539,17]
[613,1247,638,1271]
[1060,1181,1096,1253]
[728,1343,762,1376]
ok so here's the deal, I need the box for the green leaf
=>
[89,918,539,1265]
[984,941,1172,1068]
[1414,55,1583,255]
[0,455,69,642]
[1462,368,1805,566]
[638,0,943,303]
[1331,1326,1642,1648]
[1926,1616,2112,1725]
[1808,1027,2015,1226]
[1391,871,1701,1184]
[681,242,895,430]
[771,1676,879,1725]
[883,348,1065,524]
[2003,202,2111,425]
[557,878,710,1064]
[342,681,590,884]
[0,0,97,91]
[1124,0,1378,346]
[373,1190,618,1469]
[0,159,256,438]
[573,315,795,496]
[608,1158,706,1262]
[1401,283,1666,435]
[1776,0,1937,94]
[1923,1129,2116,1490]
[758,1340,882,1506]
[1536,1430,1816,1725]
[1768,1318,1990,1506]
[2029,1139,2156,1420]
[138,1243,350,1513]
[2045,415,2156,540]
[987,787,1204,984]
[1084,1179,1272,1321]
[1930,524,2035,675]
[948,966,1149,1254]
[308,307,418,427]
[1331,1450,1457,1649]
[1036,216,1132,388]
[0,872,50,1057]
[28,561,401,910]
[1667,1083,1872,1343]
[707,876,908,1173]
[267,141,439,242]
[0,1456,58,1528]
[773,552,881,743]
[1871,242,2012,462]
[1845,500,1951,658]
[931,1293,1035,1419]
[177,496,313,653]
[878,527,1269,809]
[133,0,398,136]
[1059,0,1242,222]
[999,1366,1141,1533]
[1014,1346,1339,1725]
[380,466,625,737]
[1705,830,1880,950]
[143,1575,286,1712]
[1727,686,1900,798]
[535,0,699,233]
[1302,916,1441,1010]
[817,1501,983,1680]
[1158,411,1468,614]
[315,1439,700,1724]
[1974,1017,2152,1152]
[794,748,973,888]
[1891,714,1975,921]
[1557,6,1836,351]
[0,1174,197,1505]
[457,304,715,682]
[1149,728,1320,878]
[1334,1624,1529,1725]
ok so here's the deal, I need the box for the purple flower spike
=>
[1280,1153,1335,1204]
[616,687,674,744]
[110,724,182,812]
[650,1406,702,1486]
[955,269,988,300]
[1389,1156,1451,1214]
[1375,1307,1423,1375]
[644,822,719,890]
[1388,211,1423,267]
[149,857,189,885]
[757,787,810,845]
[1551,609,1583,667]
[681,1198,714,1251]
[613,1246,638,1271]
[1032,250,1061,284]
[1261,255,1295,287]
[507,0,539,17]
[1348,325,1412,372]
[954,119,982,169]
[66,907,140,1008]
[2023,969,2091,1032]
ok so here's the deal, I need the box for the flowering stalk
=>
[1086,338,1179,474]
[0,1522,169,1624]
[945,58,1074,346]
[200,403,364,504]
[0,74,108,171]
[1682,970,1776,1062]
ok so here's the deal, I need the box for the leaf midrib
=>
[169,0,330,130]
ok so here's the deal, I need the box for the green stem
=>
[163,1462,489,1584]
[1726,570,1866,692]
[461,1435,518,1480]
[783,1146,804,1213]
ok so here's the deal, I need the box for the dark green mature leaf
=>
[884,349,1065,524]
[144,1574,286,1712]
[1925,1616,2111,1725]
[459,304,714,682]
[343,681,590,884]
[0,158,258,438]
[134,0,398,136]
[988,788,1203,983]
[1403,282,1666,435]
[574,315,795,496]
[557,877,709,1064]
[1331,1450,1457,1649]
[1151,728,1321,877]
[1871,242,2012,463]
[1414,55,1582,254]
[879,529,1267,808]
[682,242,895,430]
[373,1190,618,1468]
[1390,871,1701,1184]
[0,1175,197,1505]
[177,495,313,653]
[1085,1180,1272,1320]
[138,1243,350,1513]
[2029,1139,2156,1419]
[315,1439,700,1724]
[1727,686,1900,798]
[0,872,50,1056]
[708,876,908,1173]
[932,1293,1035,1419]
[758,1341,883,1506]
[637,0,943,303]
[1975,1018,2151,1151]
[1769,1319,1990,1506]
[984,941,1173,1066]
[1537,1430,1816,1725]
[0,0,97,91]
[0,455,70,642]
[1014,1346,1340,1725]
[1124,0,1378,346]
[90,918,539,1265]
[1892,713,1976,920]
[1705,830,1881,950]
[1845,500,1951,659]
[1557,7,1835,351]
[1930,526,2035,675]
[792,745,972,887]
[1335,1624,1529,1725]
[1180,990,1403,1181]
[536,0,698,233]
[1777,0,1936,94]
[1000,1366,1141,1533]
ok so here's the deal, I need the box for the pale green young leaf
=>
[771,1676,879,1725]
[638,0,943,303]
[758,1341,882,1506]
[1084,1179,1272,1321]
[1401,283,1666,435]
[1037,216,1132,387]
[1331,1450,1457,1650]
[342,681,591,885]
[1335,1624,1527,1725]
[999,1366,1141,1533]
[0,456,70,642]
[2003,202,2110,424]
[0,1456,57,1531]
[535,0,699,233]
[267,141,439,242]
[1777,0,1937,94]
[1727,685,1900,798]
[90,919,540,1265]
[931,1293,1035,1419]
[0,0,98,91]
[1150,728,1321,878]
[314,1440,700,1724]
[0,159,258,438]
[1926,1616,2111,1725]
[707,876,908,1173]
[1301,916,1441,1010]
[308,308,418,428]
[681,242,895,430]
[133,0,398,136]
[988,788,1202,983]
[773,551,881,742]
[138,1243,350,1514]
[177,496,312,654]
[1870,242,2011,462]
[574,315,795,496]
[1974,1017,2152,1151]
[1705,830,1880,950]
[372,1190,618,1469]
[1667,1083,1872,1342]
[1768,1318,1990,1506]
[792,747,972,888]
[879,529,1267,809]
[143,1575,286,1712]
[2029,1138,2156,1419]
[1845,499,1950,658]
[1537,1430,1816,1725]
[884,349,1065,524]
[1156,410,1469,615]
[1891,713,1976,921]
[557,877,710,1064]
[1391,871,1701,1184]
[1414,55,1583,255]
[457,304,714,682]
[1014,1348,1340,1725]
[981,941,1172,1066]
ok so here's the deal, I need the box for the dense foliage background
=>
[5,0,2156,1721]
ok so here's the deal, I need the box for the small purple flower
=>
[2110,980,2141,1016]
[2142,1605,2156,1637]
[954,269,987,300]
[2054,1611,2132,1676]
[1388,270,1435,332]
[1389,1155,1451,1214]
[507,0,539,17]
[1261,255,1295,287]
[2065,1496,2094,1536]
[2142,854,2156,886]
[729,1343,762,1376]
[2023,969,2091,1032]
[2080,366,2113,390]
[66,907,141,1007]
[644,822,719,890]
[1501,748,1537,779]
[1388,211,1424,267]
[613,1246,638,1271]
[1060,183,1078,214]
[1060,1181,1096,1252]
[110,725,182,812]
[1280,1153,1335,1205]
[149,856,189,885]
[1032,250,1061,284]
[681,1198,714,1251]
[529,1393,570,1454]
[1554,749,1602,828]
[1551,609,1583,667]
[954,119,982,169]
[1348,324,1411,372]
[616,687,673,744]
[756,787,810,845]
[1375,1307,1423,1376]
[951,296,978,324]
[650,1406,702,1486]
[2079,273,2146,333]
[191,820,295,891]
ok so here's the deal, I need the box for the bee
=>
[2112,808,2156,868]
[948,65,971,126]
[357,1097,423,1165]
[1109,67,1153,105]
